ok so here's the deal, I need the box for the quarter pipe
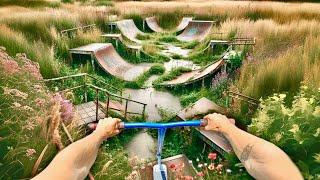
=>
[177,20,213,42]
[145,17,193,33]
[69,43,150,81]
[116,19,145,44]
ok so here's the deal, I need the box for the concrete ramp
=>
[145,17,193,33]
[116,19,144,44]
[70,43,150,81]
[160,59,224,87]
[176,97,232,154]
[177,20,213,42]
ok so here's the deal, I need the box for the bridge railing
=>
[42,73,146,121]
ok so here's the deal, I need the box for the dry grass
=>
[114,1,320,23]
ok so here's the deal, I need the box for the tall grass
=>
[238,35,320,99]
[0,25,59,78]
[114,1,320,24]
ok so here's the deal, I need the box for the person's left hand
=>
[94,117,121,140]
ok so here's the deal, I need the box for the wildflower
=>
[198,164,203,168]
[22,106,33,111]
[197,172,204,177]
[24,121,35,130]
[0,57,20,74]
[26,148,36,157]
[208,163,215,170]
[7,146,13,150]
[208,152,217,160]
[33,84,43,93]
[183,176,194,180]
[169,163,177,170]
[196,158,200,162]
[314,128,320,137]
[3,87,28,99]
[289,124,299,134]
[35,98,45,107]
[12,102,21,108]
[188,160,192,164]
[216,164,223,171]
[204,163,208,167]
[226,169,232,173]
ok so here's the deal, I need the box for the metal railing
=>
[227,91,259,107]
[60,24,96,36]
[42,73,147,121]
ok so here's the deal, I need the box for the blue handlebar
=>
[120,120,206,129]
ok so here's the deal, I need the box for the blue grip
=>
[121,120,205,129]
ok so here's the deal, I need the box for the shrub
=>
[149,64,165,75]
[249,86,320,179]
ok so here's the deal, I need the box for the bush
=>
[149,64,165,75]
[249,86,320,179]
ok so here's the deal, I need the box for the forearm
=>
[222,125,303,180]
[34,132,104,180]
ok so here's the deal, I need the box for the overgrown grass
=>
[125,64,165,89]
[0,0,52,7]
[0,25,59,78]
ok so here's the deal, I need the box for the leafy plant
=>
[249,86,320,179]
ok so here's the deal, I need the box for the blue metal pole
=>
[120,120,205,129]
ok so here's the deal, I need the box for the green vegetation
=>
[126,64,165,89]
[249,86,320,179]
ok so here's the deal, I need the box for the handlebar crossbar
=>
[119,120,207,129]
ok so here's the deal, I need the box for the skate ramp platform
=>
[176,97,233,154]
[69,43,150,81]
[145,16,193,33]
[159,59,224,87]
[177,20,213,42]
[116,19,144,44]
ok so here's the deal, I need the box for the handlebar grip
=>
[200,119,208,127]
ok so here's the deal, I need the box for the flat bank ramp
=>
[145,17,193,33]
[116,19,144,44]
[177,20,213,42]
[69,43,150,81]
[176,97,233,154]
[160,59,224,87]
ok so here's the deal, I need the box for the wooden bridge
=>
[43,73,147,125]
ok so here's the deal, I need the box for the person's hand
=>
[94,117,121,140]
[203,113,235,133]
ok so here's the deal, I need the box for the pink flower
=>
[0,58,20,74]
[208,152,217,160]
[53,93,74,124]
[183,175,194,180]
[26,148,36,157]
[197,172,204,177]
[216,164,223,171]
[12,102,21,108]
[3,87,28,99]
[35,98,45,107]
[169,163,176,170]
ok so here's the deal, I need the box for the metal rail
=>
[60,24,96,36]
[43,73,147,121]
[227,91,259,106]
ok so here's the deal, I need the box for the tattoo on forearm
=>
[240,144,254,162]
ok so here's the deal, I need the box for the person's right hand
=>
[203,113,235,133]
[94,117,121,140]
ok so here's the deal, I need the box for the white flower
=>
[198,164,203,168]
[204,163,208,166]
[314,128,320,137]
[289,124,299,134]
[226,169,232,173]
[196,158,200,162]
[188,160,193,164]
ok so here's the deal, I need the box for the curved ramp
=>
[160,59,224,87]
[70,43,150,81]
[116,19,144,44]
[145,17,193,33]
[177,20,213,42]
